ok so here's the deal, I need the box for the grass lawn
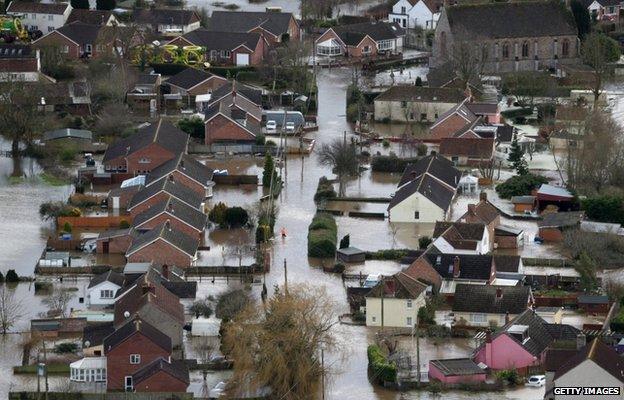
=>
[40,172,67,186]
[13,363,70,375]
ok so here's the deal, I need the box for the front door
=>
[102,241,109,254]
[125,376,133,391]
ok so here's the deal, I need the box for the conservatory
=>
[70,357,107,382]
[316,39,343,57]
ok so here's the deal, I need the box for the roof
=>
[554,339,624,382]
[83,322,115,348]
[496,124,515,143]
[137,74,160,85]
[129,177,204,211]
[133,357,190,385]
[103,316,172,354]
[70,356,107,369]
[97,228,134,240]
[88,270,125,289]
[0,44,34,59]
[544,348,578,372]
[7,1,69,14]
[43,128,92,141]
[51,22,102,47]
[146,153,214,188]
[67,9,113,25]
[465,102,498,115]
[445,1,577,39]
[208,80,263,107]
[375,85,465,103]
[103,120,188,163]
[126,222,200,258]
[133,8,199,26]
[389,173,457,212]
[511,195,536,204]
[577,295,609,304]
[537,184,573,199]
[165,68,220,91]
[366,272,428,299]
[538,211,584,228]
[333,21,405,45]
[176,29,263,51]
[459,199,499,225]
[430,100,478,130]
[433,221,486,250]
[493,255,521,273]
[132,197,207,232]
[430,358,485,376]
[398,154,462,188]
[424,253,493,280]
[161,281,197,299]
[452,284,530,314]
[207,11,295,36]
[439,137,494,159]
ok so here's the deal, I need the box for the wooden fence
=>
[46,238,83,251]
[213,174,258,185]
[57,215,132,229]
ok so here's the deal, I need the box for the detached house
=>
[125,221,200,268]
[133,9,200,35]
[587,0,621,22]
[389,0,443,30]
[315,21,404,59]
[207,11,300,45]
[0,44,44,82]
[365,272,428,328]
[439,137,495,166]
[432,221,490,254]
[6,1,71,33]
[374,86,465,123]
[164,67,227,106]
[452,284,532,328]
[86,270,125,306]
[387,154,461,223]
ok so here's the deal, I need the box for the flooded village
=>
[1,0,624,399]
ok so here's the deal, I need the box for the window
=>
[420,113,427,121]
[414,211,420,220]
[130,354,140,364]
[96,44,102,52]
[48,15,53,21]
[362,45,371,54]
[502,43,509,59]
[378,40,393,51]
[401,6,406,13]
[451,156,459,165]
[47,26,54,32]
[100,289,114,299]
[372,316,376,322]
[406,299,413,308]
[124,376,133,391]
[31,25,38,31]
[521,41,529,58]
[31,14,36,19]
[138,157,150,164]
[609,6,615,13]
[61,45,69,54]
[471,313,487,323]
[224,50,231,58]
[401,101,407,108]
[562,39,570,57]
[406,316,413,326]
[434,113,439,119]
[85,44,92,53]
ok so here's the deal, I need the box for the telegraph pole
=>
[283,258,288,294]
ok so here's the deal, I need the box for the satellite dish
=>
[124,311,130,318]
[84,340,91,348]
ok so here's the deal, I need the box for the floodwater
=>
[186,0,381,18]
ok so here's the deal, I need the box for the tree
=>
[0,287,24,334]
[262,153,279,188]
[42,288,75,318]
[581,195,624,224]
[71,0,89,9]
[177,116,205,139]
[582,33,621,103]
[216,289,251,322]
[5,270,19,283]
[495,173,548,199]
[571,0,591,39]
[224,207,249,228]
[317,137,359,196]
[443,31,487,89]
[339,234,350,249]
[190,298,213,319]
[96,0,116,10]
[223,285,335,399]
[418,236,432,249]
[208,202,228,226]
[575,252,599,292]
[508,136,528,175]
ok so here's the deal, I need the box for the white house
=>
[86,270,125,306]
[431,221,490,255]
[6,1,72,33]
[587,0,621,22]
[388,0,442,31]
[365,272,428,328]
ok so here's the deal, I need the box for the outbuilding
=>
[70,357,107,382]
[428,358,486,384]
[337,247,366,263]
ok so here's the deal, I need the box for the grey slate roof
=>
[375,85,465,104]
[554,339,624,382]
[67,9,113,25]
[388,173,456,212]
[493,255,521,273]
[430,358,484,376]
[83,322,115,348]
[103,317,172,354]
[7,1,69,14]
[496,124,515,143]
[132,197,207,232]
[165,68,219,90]
[577,295,609,304]
[398,154,462,188]
[538,211,584,228]
[333,21,405,45]
[424,253,493,280]
[129,178,204,211]
[43,128,93,141]
[146,153,214,188]
[88,270,125,289]
[178,29,263,51]
[209,81,263,107]
[126,222,200,258]
[134,8,199,26]
[452,284,530,314]
[137,74,160,85]
[51,22,101,46]
[511,195,536,204]
[133,357,189,385]
[433,221,485,240]
[207,11,295,37]
[445,2,578,39]
[0,44,34,58]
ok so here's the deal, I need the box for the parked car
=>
[526,375,546,387]
[285,121,296,133]
[266,120,277,133]
[209,381,227,398]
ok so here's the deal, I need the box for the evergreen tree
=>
[508,136,528,175]
[262,153,279,188]
[71,0,90,9]
[96,0,116,10]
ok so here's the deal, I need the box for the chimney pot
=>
[162,264,169,280]
[468,204,476,214]
[505,311,510,325]
[480,192,487,202]
[496,288,503,299]
[453,256,461,278]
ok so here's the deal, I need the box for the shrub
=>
[346,103,359,123]
[224,206,249,227]
[331,263,346,273]
[365,249,409,260]
[255,135,266,145]
[495,173,548,199]
[0,271,4,283]
[367,345,397,383]
[339,234,350,249]
[418,236,431,249]
[216,289,250,322]
[307,213,337,258]
[34,281,53,294]
[119,220,130,229]
[190,298,213,318]
[177,116,204,139]
[54,342,78,354]
[382,139,390,148]
[59,145,78,164]
[418,305,435,326]
[371,154,419,173]
[62,222,72,233]
[69,194,99,208]
[496,369,520,386]
[5,270,19,283]
[208,202,228,226]
[581,195,624,225]
[314,176,336,203]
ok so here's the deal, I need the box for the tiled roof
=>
[375,85,465,103]
[126,222,200,258]
[209,81,263,107]
[398,154,462,188]
[366,272,428,299]
[165,67,219,91]
[333,21,404,45]
[493,255,521,273]
[103,316,171,354]
[389,173,456,212]
[439,137,495,159]
[207,11,295,36]
[7,1,69,14]
[0,44,34,58]
[459,199,499,225]
[133,357,189,385]
[424,253,493,280]
[51,22,101,46]
[538,211,584,228]
[496,124,515,143]
[433,221,486,250]
[132,197,207,232]
[129,178,204,211]
[88,270,125,289]
[577,295,609,304]
[133,8,199,26]
[511,195,536,204]
[430,100,477,131]
[452,284,530,314]
[83,322,115,348]
[67,9,113,25]
[146,153,214,188]
[177,29,263,51]
[465,102,498,115]
[554,339,624,382]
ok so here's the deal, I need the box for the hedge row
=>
[314,176,337,203]
[371,155,420,173]
[307,213,337,258]
[367,344,397,383]
[365,249,411,260]
[500,108,533,119]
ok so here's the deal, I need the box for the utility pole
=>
[415,323,421,387]
[380,280,384,330]
[43,340,48,400]
[283,258,288,294]
[321,347,325,400]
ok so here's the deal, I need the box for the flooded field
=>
[185,0,381,18]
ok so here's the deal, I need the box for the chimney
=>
[162,264,169,280]
[168,174,174,182]
[505,311,510,325]
[453,256,460,278]
[468,204,476,215]
[576,333,586,350]
[496,288,503,300]
[165,219,171,230]
[167,201,174,213]
[480,192,487,202]
[179,159,184,169]
[141,283,154,295]
[484,329,493,366]
[133,315,142,330]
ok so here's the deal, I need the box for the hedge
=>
[500,108,533,119]
[365,249,410,260]
[367,344,397,383]
[495,173,548,199]
[307,213,337,258]
[371,155,420,173]
[314,176,337,203]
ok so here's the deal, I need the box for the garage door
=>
[236,53,250,66]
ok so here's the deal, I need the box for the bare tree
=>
[445,32,488,89]
[317,137,359,196]
[42,288,75,318]
[582,33,621,103]
[0,287,24,334]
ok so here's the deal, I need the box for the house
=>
[431,2,580,73]
[164,67,227,106]
[473,309,582,373]
[32,22,110,60]
[428,358,486,384]
[365,272,428,328]
[511,195,536,213]
[123,265,196,300]
[132,197,207,239]
[125,222,200,267]
[204,90,262,147]
[429,99,477,140]
[422,253,496,296]
[547,339,624,400]
[103,317,172,391]
[113,275,185,349]
[207,11,300,45]
[389,0,443,31]
[315,21,404,59]
[536,184,575,211]
[587,0,621,22]
[87,270,125,306]
[31,318,87,338]
[133,9,200,35]
[82,322,115,356]
[432,221,490,255]
[6,1,72,33]
[103,120,189,174]
[127,74,162,113]
[132,357,189,392]
[128,177,204,215]
[208,80,263,108]
[373,86,465,123]
[24,80,91,115]
[387,154,461,223]
[439,137,495,166]
[452,284,532,327]
[66,9,118,26]
[96,228,135,254]
[0,44,45,82]
[538,211,584,242]
[168,29,268,66]
[577,295,610,314]
[458,192,500,249]
[549,130,585,152]
[146,153,215,198]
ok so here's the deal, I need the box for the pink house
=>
[428,358,487,384]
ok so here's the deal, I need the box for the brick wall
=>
[430,114,470,140]
[495,235,519,249]
[34,34,80,59]
[96,234,134,254]
[134,370,188,392]
[205,114,255,145]
[127,239,193,267]
[170,170,206,197]
[187,76,227,96]
[347,36,378,58]
[130,192,171,216]
[126,144,176,175]
[538,227,564,242]
[135,213,202,239]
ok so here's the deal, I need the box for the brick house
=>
[207,11,300,46]
[125,222,200,268]
[132,197,207,239]
[457,192,500,251]
[66,9,118,26]
[128,177,204,215]
[452,284,532,328]
[429,99,477,139]
[537,211,584,242]
[133,357,189,392]
[133,8,200,35]
[145,153,215,198]
[103,317,172,391]
[432,221,490,254]
[163,67,227,109]
[6,1,71,33]
[374,86,465,123]
[577,295,610,314]
[167,30,268,66]
[315,21,405,59]
[438,137,495,166]
[103,120,189,175]
[431,2,580,73]
[0,44,43,82]
[96,228,135,254]
[32,22,117,60]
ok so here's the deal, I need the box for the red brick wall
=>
[403,257,442,292]
[134,370,188,392]
[347,36,378,58]
[104,155,127,172]
[170,170,206,197]
[34,33,80,59]
[106,333,170,391]
[135,213,202,239]
[127,239,193,267]
[495,235,519,249]
[288,17,300,41]
[250,26,278,46]
[96,234,134,254]
[514,203,533,213]
[0,58,38,73]
[130,192,171,216]
[430,114,470,139]
[538,227,564,242]
[205,114,256,145]
[578,303,609,314]
[126,144,177,175]
[187,76,228,96]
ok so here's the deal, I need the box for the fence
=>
[522,257,574,268]
[46,238,83,251]
[57,215,132,229]
[213,174,258,185]
[10,392,193,400]
[189,143,282,155]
